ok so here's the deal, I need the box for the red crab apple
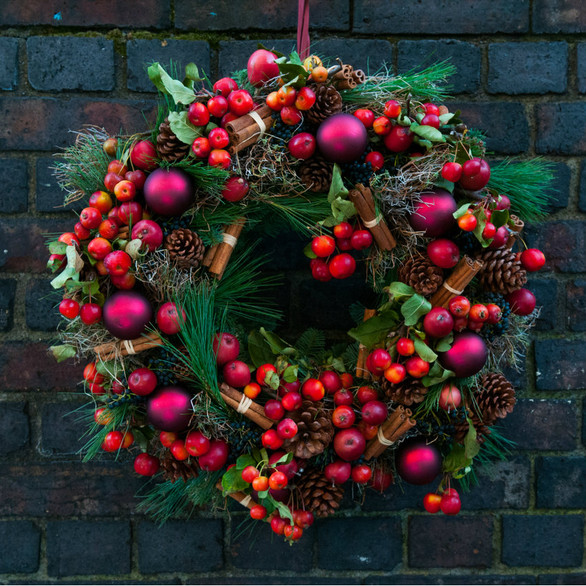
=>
[134,453,160,476]
[370,469,393,492]
[213,77,237,97]
[198,439,229,471]
[489,225,509,249]
[325,459,352,483]
[459,157,490,191]
[438,383,462,410]
[223,360,251,388]
[185,430,210,457]
[247,49,279,87]
[131,220,163,252]
[156,302,186,335]
[130,140,157,171]
[288,132,316,160]
[384,125,414,152]
[228,89,254,116]
[212,333,240,366]
[333,427,366,461]
[332,405,356,429]
[268,451,299,480]
[221,176,249,202]
[361,400,388,426]
[125,169,147,190]
[423,307,454,338]
[128,367,158,396]
[319,370,342,394]
[427,239,460,269]
[506,288,536,316]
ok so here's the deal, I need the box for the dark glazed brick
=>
[230,521,314,570]
[534,339,586,391]
[398,40,481,93]
[41,402,85,455]
[581,161,586,213]
[544,161,571,211]
[500,399,577,450]
[26,278,60,331]
[363,482,430,512]
[578,44,586,93]
[533,0,586,32]
[365,576,536,585]
[317,517,401,570]
[540,575,586,585]
[353,0,529,34]
[138,520,223,573]
[526,279,557,331]
[502,515,583,567]
[47,521,130,577]
[536,103,586,155]
[0,97,156,151]
[0,157,28,212]
[0,0,171,28]
[487,43,568,94]
[175,0,349,31]
[27,37,114,91]
[0,38,18,90]
[524,221,586,273]
[536,456,586,509]
[0,402,29,455]
[408,516,493,568]
[0,521,40,573]
[451,102,529,154]
[0,279,16,331]
[127,40,211,92]
[218,40,296,78]
[566,279,586,331]
[312,38,393,73]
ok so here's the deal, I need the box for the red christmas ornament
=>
[408,189,457,237]
[316,113,368,163]
[143,168,194,216]
[102,291,152,340]
[146,386,192,432]
[438,331,488,378]
[395,438,442,485]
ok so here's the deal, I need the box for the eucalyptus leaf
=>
[413,337,437,362]
[272,451,294,466]
[439,112,455,124]
[442,443,472,475]
[401,294,431,326]
[184,62,202,82]
[260,328,291,354]
[50,245,83,289]
[168,111,203,145]
[156,63,196,105]
[147,62,167,93]
[236,454,257,470]
[411,124,445,143]
[413,136,433,150]
[328,164,349,202]
[266,370,280,390]
[270,496,294,524]
[303,242,317,259]
[347,310,400,349]
[49,344,76,363]
[387,281,415,300]
[282,365,298,383]
[331,196,356,223]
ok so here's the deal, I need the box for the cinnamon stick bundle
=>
[364,406,416,460]
[348,184,396,250]
[117,226,130,240]
[430,255,484,308]
[226,104,274,155]
[208,218,246,279]
[201,243,219,267]
[219,382,275,430]
[93,332,163,361]
[215,480,258,510]
[352,69,366,84]
[356,308,376,379]
[506,214,524,249]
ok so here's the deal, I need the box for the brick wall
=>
[0,0,585,583]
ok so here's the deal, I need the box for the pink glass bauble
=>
[102,290,152,340]
[439,331,488,378]
[408,189,457,237]
[146,386,192,432]
[316,113,368,163]
[143,168,194,216]
[395,438,442,485]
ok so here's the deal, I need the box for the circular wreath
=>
[46,48,552,542]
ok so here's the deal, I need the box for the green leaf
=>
[48,241,67,254]
[154,63,196,105]
[248,330,274,368]
[413,136,433,150]
[271,451,294,466]
[422,362,455,387]
[413,337,437,362]
[387,281,416,300]
[439,112,455,125]
[453,202,472,219]
[184,62,202,83]
[266,370,280,390]
[236,454,257,470]
[442,443,471,476]
[221,466,248,494]
[347,310,399,349]
[147,62,167,93]
[330,196,357,223]
[411,123,445,143]
[270,496,295,525]
[260,328,292,355]
[49,344,76,362]
[433,177,455,194]
[50,245,83,289]
[328,164,349,203]
[464,418,481,460]
[491,208,510,229]
[435,332,453,352]
[282,365,298,383]
[401,294,431,326]
[167,111,203,145]
[303,242,317,259]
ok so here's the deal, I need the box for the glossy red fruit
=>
[221,176,249,202]
[370,468,393,492]
[482,222,497,240]
[421,113,440,128]
[130,140,158,171]
[156,302,186,335]
[365,150,385,171]
[288,132,316,160]
[423,492,442,513]
[489,225,509,249]
[131,220,164,252]
[459,158,490,191]
[328,253,356,279]
[293,509,314,529]
[319,370,342,394]
[350,229,373,250]
[207,95,229,118]
[361,400,388,425]
[333,427,366,461]
[310,258,332,282]
[264,399,285,421]
[191,136,211,158]
[458,212,477,232]
[83,362,104,383]
[469,303,488,322]
[208,148,231,169]
[59,298,80,319]
[222,360,251,388]
[440,493,461,515]
[247,49,279,87]
[438,383,462,410]
[448,295,471,317]
[256,363,277,386]
[311,235,335,258]
[405,356,430,378]
[114,179,136,202]
[373,116,392,136]
[423,307,454,338]
[89,191,113,214]
[396,337,415,356]
[384,363,407,384]
[185,430,211,457]
[369,348,392,371]
[506,288,536,316]
[302,378,325,401]
[282,391,303,411]
[117,201,143,226]
[441,162,462,183]
[276,418,298,439]
[276,85,297,107]
[187,102,210,127]
[125,169,147,190]
[270,515,287,535]
[520,248,546,272]
[128,367,158,396]
[384,125,414,152]
[295,86,316,110]
[280,105,302,126]
[333,388,354,406]
[104,172,124,192]
[133,453,160,476]
[213,332,240,366]
[356,386,378,404]
[283,525,303,541]
[170,439,189,461]
[427,239,460,269]
[261,429,283,450]
[98,218,118,240]
[110,272,136,290]
[353,108,375,128]
[228,89,254,116]
[74,222,91,240]
[383,100,401,118]
[80,207,103,230]
[325,459,352,483]
[104,250,132,276]
[159,431,177,448]
[208,127,230,149]
[198,439,229,471]
[332,405,356,429]
[80,303,102,325]
[486,303,502,325]
[333,222,353,239]
[213,77,238,97]
[250,504,267,520]
[58,232,80,247]
[351,464,372,484]
[241,465,260,483]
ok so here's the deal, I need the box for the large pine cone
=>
[295,468,344,518]
[164,228,205,269]
[475,248,527,295]
[298,155,334,193]
[160,453,199,483]
[157,118,190,162]
[383,377,427,406]
[282,400,334,459]
[305,84,343,125]
[398,254,443,296]
[476,372,516,423]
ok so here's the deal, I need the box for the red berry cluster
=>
[423,487,461,515]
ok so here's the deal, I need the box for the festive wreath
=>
[46,47,552,542]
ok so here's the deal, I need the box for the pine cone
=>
[157,118,190,162]
[476,373,516,422]
[282,400,334,459]
[298,155,334,193]
[305,84,343,125]
[160,453,199,483]
[475,248,527,295]
[164,228,205,269]
[296,468,344,518]
[398,254,443,297]
[383,377,428,406]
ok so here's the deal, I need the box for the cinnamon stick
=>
[202,243,218,267]
[356,308,376,379]
[352,69,366,84]
[348,184,396,250]
[225,104,273,134]
[364,406,416,460]
[430,255,484,308]
[117,226,130,240]
[506,214,524,249]
[215,480,258,510]
[219,382,275,430]
[208,218,246,279]
[226,104,274,155]
[93,332,163,361]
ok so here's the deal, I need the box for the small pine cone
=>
[398,254,443,297]
[157,118,190,162]
[164,228,205,269]
[476,373,516,422]
[160,453,199,483]
[383,377,428,406]
[296,468,344,518]
[305,84,343,125]
[475,248,527,295]
[282,400,334,459]
[298,155,334,193]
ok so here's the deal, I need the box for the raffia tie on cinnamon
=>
[356,308,376,379]
[219,382,275,430]
[430,255,484,308]
[348,184,396,251]
[208,218,246,279]
[215,480,258,510]
[364,405,416,460]
[506,214,524,249]
[226,104,274,155]
[93,332,163,361]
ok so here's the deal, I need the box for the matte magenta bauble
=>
[316,113,369,163]
[395,438,442,485]
[143,168,194,216]
[146,386,192,432]
[438,331,488,378]
[408,189,457,237]
[102,290,152,339]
